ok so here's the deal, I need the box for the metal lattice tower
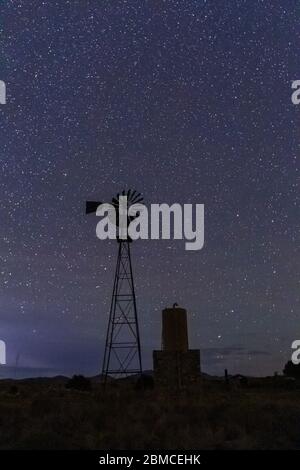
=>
[86,190,143,383]
[102,240,142,381]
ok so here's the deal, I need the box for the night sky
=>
[0,0,299,378]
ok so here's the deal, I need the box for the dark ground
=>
[0,375,299,450]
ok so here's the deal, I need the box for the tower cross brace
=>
[102,240,142,382]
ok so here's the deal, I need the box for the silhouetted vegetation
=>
[283,360,300,379]
[65,375,92,392]
[0,376,299,449]
[135,374,154,390]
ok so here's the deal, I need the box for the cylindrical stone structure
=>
[162,305,189,352]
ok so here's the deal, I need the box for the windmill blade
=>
[86,201,102,214]
[130,190,137,200]
[112,197,119,206]
[131,192,142,202]
[132,195,143,205]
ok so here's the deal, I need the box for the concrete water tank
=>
[162,305,188,352]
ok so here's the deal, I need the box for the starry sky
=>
[0,0,299,378]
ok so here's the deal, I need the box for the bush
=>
[65,375,92,392]
[135,374,154,390]
[283,361,300,379]
[9,385,19,395]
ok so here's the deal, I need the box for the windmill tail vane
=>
[86,189,143,215]
[86,189,144,241]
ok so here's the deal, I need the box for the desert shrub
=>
[9,385,19,395]
[135,374,154,390]
[65,375,92,392]
[240,376,248,386]
[283,361,300,379]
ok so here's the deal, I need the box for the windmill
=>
[86,190,143,383]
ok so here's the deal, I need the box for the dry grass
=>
[0,378,299,449]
